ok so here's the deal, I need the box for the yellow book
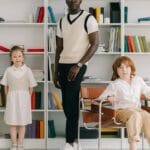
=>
[52,92,63,109]
[95,7,101,23]
[101,128,118,133]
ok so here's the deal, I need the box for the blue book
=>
[31,120,36,138]
[48,6,56,23]
[48,92,56,109]
[138,17,150,22]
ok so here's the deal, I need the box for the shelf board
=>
[95,52,121,55]
[0,108,5,112]
[0,109,45,112]
[0,23,44,27]
[32,109,45,112]
[0,52,45,55]
[98,23,121,27]
[82,80,110,86]
[48,109,63,112]
[124,52,150,55]
[125,23,150,27]
[48,23,57,26]
[48,51,121,55]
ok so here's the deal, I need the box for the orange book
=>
[40,120,44,138]
[127,35,135,52]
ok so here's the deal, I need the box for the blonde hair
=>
[111,56,136,81]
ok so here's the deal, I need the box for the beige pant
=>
[116,108,150,143]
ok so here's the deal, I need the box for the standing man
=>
[54,0,99,150]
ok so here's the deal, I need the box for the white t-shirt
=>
[99,76,150,109]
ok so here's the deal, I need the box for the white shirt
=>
[99,76,150,109]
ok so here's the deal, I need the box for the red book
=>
[27,48,44,52]
[0,45,9,52]
[127,35,135,52]
[37,6,44,23]
[31,92,36,109]
[36,120,40,138]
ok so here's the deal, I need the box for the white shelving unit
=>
[0,0,150,149]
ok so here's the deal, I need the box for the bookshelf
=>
[0,0,46,149]
[0,0,150,149]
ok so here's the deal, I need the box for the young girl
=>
[0,46,37,150]
[99,56,150,150]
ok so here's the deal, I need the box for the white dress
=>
[0,64,37,125]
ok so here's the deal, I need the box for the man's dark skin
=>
[54,0,99,89]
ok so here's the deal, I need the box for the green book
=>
[124,6,128,23]
[48,120,56,138]
[141,36,149,52]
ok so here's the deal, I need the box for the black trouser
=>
[58,63,87,143]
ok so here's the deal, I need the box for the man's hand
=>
[54,73,61,89]
[67,65,80,81]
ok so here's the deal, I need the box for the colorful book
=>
[31,91,36,109]
[40,120,44,138]
[52,92,63,109]
[27,48,44,52]
[48,6,56,23]
[48,92,56,109]
[48,120,56,138]
[37,6,44,23]
[0,45,9,52]
[35,91,42,109]
[124,6,128,23]
[95,7,101,23]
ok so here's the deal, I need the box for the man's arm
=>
[67,31,99,81]
[54,36,63,88]
[79,31,99,64]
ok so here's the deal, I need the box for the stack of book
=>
[35,6,56,23]
[31,91,43,109]
[124,35,150,52]
[89,7,104,23]
[48,91,62,110]
[26,120,44,138]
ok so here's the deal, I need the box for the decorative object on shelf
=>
[0,17,5,23]
[104,17,110,24]
[110,2,121,23]
[138,17,150,23]
[124,6,128,23]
